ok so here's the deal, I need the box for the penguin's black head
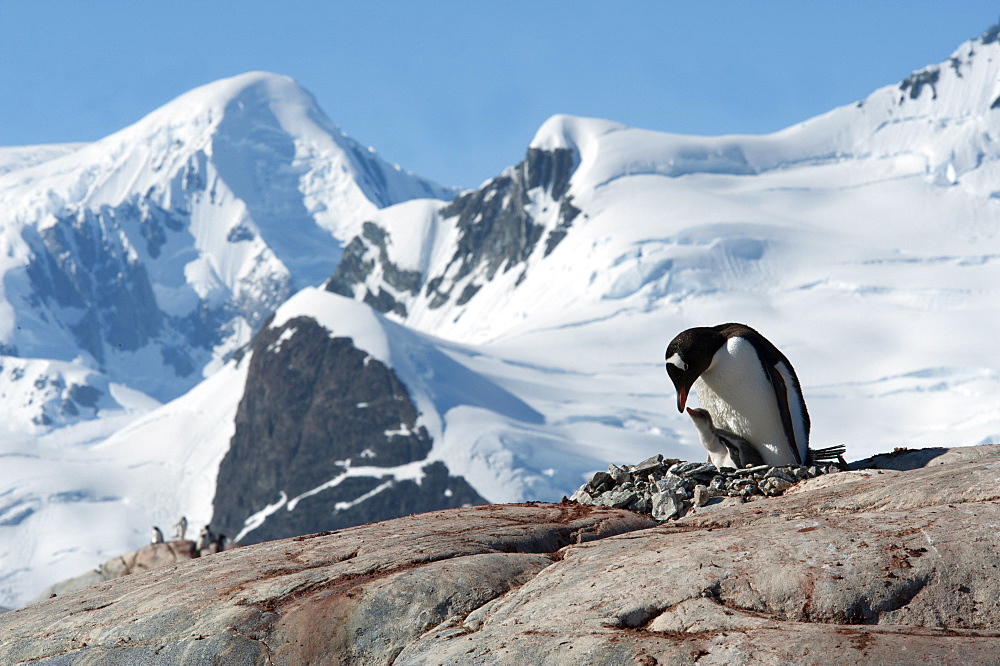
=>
[664,326,726,412]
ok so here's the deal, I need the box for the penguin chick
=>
[686,407,764,469]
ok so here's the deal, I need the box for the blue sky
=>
[2,1,998,189]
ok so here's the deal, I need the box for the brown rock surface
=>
[30,540,199,603]
[400,446,1000,664]
[0,503,653,664]
[3,446,1000,665]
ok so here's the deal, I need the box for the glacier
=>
[2,27,1000,608]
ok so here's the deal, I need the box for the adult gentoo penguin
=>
[665,323,810,466]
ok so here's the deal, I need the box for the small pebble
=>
[693,485,710,507]
[608,463,630,484]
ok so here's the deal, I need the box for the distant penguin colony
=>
[147,517,230,555]
[196,525,228,555]
[665,323,812,467]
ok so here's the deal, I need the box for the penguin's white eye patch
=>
[666,353,688,372]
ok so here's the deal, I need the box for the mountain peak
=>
[143,71,309,120]
[529,114,625,156]
[884,27,1000,114]
[113,71,335,138]
[179,70,303,103]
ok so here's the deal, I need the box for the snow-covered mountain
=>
[3,26,1000,607]
[0,72,453,606]
[335,34,1000,344]
[0,71,452,410]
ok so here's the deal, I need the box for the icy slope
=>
[0,360,246,609]
[0,144,86,177]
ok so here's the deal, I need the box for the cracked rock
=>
[651,492,683,521]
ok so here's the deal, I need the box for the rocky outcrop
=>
[30,540,198,603]
[425,147,579,308]
[327,222,424,318]
[5,445,1000,664]
[326,146,581,317]
[0,504,653,664]
[402,446,1000,665]
[211,315,486,545]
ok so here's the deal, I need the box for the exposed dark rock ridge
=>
[5,446,1000,664]
[0,361,119,428]
[211,315,486,545]
[19,193,289,385]
[428,147,580,306]
[326,147,581,317]
[23,203,167,367]
[327,221,422,317]
[900,67,940,101]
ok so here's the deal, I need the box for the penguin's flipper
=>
[762,361,803,465]
[717,431,764,468]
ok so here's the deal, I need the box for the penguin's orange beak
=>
[676,386,688,413]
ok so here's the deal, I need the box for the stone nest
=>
[569,454,844,521]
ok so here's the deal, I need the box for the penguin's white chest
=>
[692,338,799,465]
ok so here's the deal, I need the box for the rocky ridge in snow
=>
[211,294,488,545]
